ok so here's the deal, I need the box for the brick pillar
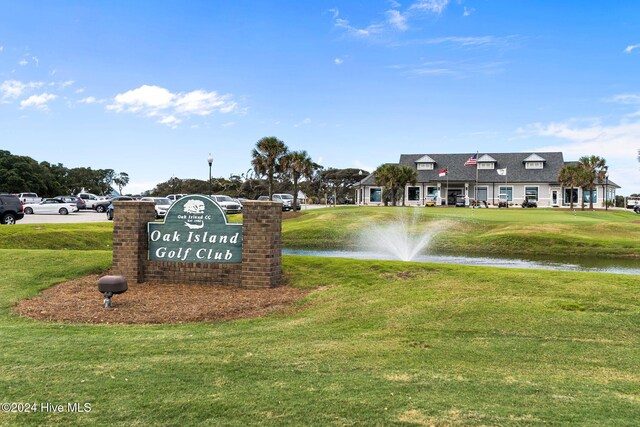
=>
[112,201,156,283]
[241,201,282,288]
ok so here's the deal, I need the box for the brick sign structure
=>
[111,198,281,288]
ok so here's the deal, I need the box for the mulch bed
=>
[14,274,309,325]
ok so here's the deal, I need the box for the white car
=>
[211,195,243,214]
[23,198,78,215]
[141,197,172,219]
[166,194,187,203]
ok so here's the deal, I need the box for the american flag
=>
[464,153,478,166]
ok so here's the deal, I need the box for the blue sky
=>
[1,0,639,194]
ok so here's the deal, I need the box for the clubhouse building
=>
[356,152,618,207]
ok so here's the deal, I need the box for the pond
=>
[282,249,640,276]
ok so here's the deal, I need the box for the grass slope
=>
[1,248,639,425]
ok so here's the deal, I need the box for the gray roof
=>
[398,152,566,184]
[359,153,621,188]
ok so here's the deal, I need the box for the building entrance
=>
[447,189,463,206]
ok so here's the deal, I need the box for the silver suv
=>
[272,194,300,211]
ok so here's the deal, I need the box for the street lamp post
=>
[357,170,363,205]
[207,153,213,198]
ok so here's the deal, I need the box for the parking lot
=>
[18,210,111,224]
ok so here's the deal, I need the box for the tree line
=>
[0,150,129,196]
[146,136,369,205]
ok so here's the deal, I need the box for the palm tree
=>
[281,150,316,210]
[375,164,410,206]
[578,155,607,210]
[396,166,418,206]
[558,164,589,210]
[251,137,288,199]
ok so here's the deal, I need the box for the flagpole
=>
[475,151,479,206]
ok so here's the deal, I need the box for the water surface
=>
[283,249,640,276]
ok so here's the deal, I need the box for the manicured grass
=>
[1,249,639,425]
[0,223,114,250]
[0,211,638,425]
[284,207,640,258]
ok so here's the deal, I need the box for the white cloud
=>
[78,96,105,104]
[334,57,344,65]
[335,17,384,38]
[409,0,450,14]
[221,121,236,128]
[425,35,511,47]
[107,85,175,113]
[157,115,181,128]
[394,59,506,78]
[20,93,57,110]
[174,89,237,115]
[0,46,3,52]
[331,8,384,38]
[518,116,640,193]
[608,93,640,104]
[463,7,475,17]
[387,9,408,31]
[0,80,44,100]
[59,80,75,89]
[106,84,239,127]
[624,43,640,54]
[18,59,28,66]
[294,117,312,127]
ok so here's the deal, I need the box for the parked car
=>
[140,197,172,219]
[272,193,300,211]
[0,193,25,224]
[77,192,109,210]
[55,195,86,210]
[23,198,78,215]
[93,198,115,213]
[521,195,538,208]
[634,202,640,214]
[455,195,469,207]
[16,192,41,205]
[166,194,187,203]
[424,196,437,207]
[257,196,270,201]
[105,196,135,220]
[211,195,243,214]
[497,194,510,208]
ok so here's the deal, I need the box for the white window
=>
[478,162,494,170]
[416,163,434,170]
[525,162,544,169]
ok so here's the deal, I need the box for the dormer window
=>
[525,161,544,169]
[523,154,546,169]
[415,155,436,171]
[477,154,496,169]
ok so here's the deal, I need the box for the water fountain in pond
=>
[358,209,449,262]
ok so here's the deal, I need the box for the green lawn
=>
[0,211,639,425]
[284,207,640,258]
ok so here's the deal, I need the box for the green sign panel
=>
[148,195,242,263]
